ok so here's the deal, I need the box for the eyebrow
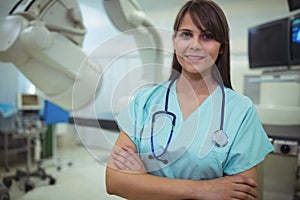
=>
[177,28,210,34]
[177,28,192,32]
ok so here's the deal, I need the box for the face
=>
[173,12,222,79]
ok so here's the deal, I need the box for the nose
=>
[189,38,202,50]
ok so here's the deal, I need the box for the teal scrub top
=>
[116,80,274,180]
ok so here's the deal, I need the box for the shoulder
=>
[131,81,170,104]
[115,81,170,132]
[225,88,255,113]
[225,88,253,106]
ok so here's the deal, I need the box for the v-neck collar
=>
[170,80,220,122]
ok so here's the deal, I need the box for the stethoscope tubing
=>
[149,78,226,163]
[150,79,176,161]
[219,83,225,130]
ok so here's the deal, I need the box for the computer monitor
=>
[248,18,289,69]
[17,93,43,110]
[287,0,300,11]
[289,13,300,65]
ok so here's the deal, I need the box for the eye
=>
[201,32,215,41]
[178,31,192,39]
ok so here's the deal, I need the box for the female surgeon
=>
[106,0,274,199]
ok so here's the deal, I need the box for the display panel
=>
[290,14,300,65]
[288,0,300,11]
[248,18,289,69]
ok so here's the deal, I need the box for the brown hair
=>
[169,0,232,89]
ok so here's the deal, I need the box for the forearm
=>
[105,131,199,199]
[106,167,200,200]
[106,131,258,200]
[106,164,258,200]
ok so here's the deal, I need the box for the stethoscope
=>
[148,78,228,164]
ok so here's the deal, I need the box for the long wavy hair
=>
[169,0,232,89]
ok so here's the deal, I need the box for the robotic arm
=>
[103,0,164,82]
[0,0,163,111]
[0,0,101,111]
[0,0,99,111]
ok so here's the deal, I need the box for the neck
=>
[176,73,218,96]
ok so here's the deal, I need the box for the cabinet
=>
[244,70,300,199]
[244,70,300,126]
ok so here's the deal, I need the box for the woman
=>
[106,0,273,199]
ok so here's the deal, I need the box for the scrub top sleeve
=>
[223,104,274,175]
[115,90,144,149]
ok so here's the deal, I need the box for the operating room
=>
[0,0,300,200]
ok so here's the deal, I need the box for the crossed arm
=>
[105,131,258,200]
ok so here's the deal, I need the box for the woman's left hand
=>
[111,145,147,173]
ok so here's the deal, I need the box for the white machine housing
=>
[0,0,163,111]
[0,0,101,111]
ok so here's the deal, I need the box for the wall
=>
[78,0,292,97]
[0,63,19,106]
[0,1,297,151]
[0,62,37,107]
[0,0,293,109]
[0,2,298,174]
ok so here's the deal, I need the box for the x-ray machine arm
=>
[0,0,163,111]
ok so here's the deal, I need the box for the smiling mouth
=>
[185,55,204,58]
[184,55,205,61]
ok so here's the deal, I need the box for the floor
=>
[2,127,300,200]
[0,130,124,200]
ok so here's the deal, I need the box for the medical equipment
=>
[148,77,228,164]
[148,79,176,164]
[103,0,164,83]
[0,0,163,111]
[0,0,98,111]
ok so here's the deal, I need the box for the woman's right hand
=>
[111,145,147,173]
[198,175,258,200]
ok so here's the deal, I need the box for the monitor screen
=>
[17,93,43,110]
[288,0,300,11]
[290,14,300,65]
[248,18,289,69]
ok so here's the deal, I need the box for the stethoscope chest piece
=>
[213,130,228,147]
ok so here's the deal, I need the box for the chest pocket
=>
[188,144,230,180]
